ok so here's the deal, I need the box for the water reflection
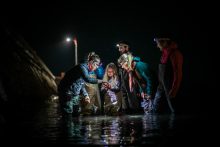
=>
[101,116,121,144]
[3,97,207,145]
[59,114,176,145]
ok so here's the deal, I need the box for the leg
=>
[82,84,95,114]
[104,92,111,115]
[58,91,74,114]
[126,82,142,113]
[121,86,130,110]
[72,95,80,117]
[94,84,102,114]
[167,93,183,114]
[152,84,166,114]
[127,86,141,110]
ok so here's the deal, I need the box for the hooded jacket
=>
[89,65,104,79]
[132,56,158,95]
[58,59,98,98]
[160,42,183,97]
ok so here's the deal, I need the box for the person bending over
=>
[58,52,107,118]
[118,52,158,114]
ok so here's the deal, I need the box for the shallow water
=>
[0,96,211,146]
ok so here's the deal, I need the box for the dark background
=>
[2,1,212,113]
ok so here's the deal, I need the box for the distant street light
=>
[66,37,77,65]
[66,38,71,42]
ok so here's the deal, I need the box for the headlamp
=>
[117,43,129,47]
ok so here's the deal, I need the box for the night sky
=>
[3,1,208,87]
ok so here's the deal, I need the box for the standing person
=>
[117,40,142,114]
[81,52,104,115]
[153,32,183,115]
[101,63,121,116]
[58,52,107,118]
[117,53,158,114]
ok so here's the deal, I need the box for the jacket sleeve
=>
[169,50,183,97]
[80,84,88,98]
[79,64,98,84]
[137,64,155,95]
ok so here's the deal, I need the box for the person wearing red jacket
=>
[153,32,183,115]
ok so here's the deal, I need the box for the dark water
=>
[0,96,212,146]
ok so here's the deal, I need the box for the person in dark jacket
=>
[153,32,183,115]
[58,52,107,118]
[117,40,142,114]
[118,52,158,114]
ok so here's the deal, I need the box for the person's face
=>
[156,40,167,51]
[91,61,99,70]
[120,61,128,70]
[119,45,129,54]
[107,68,113,77]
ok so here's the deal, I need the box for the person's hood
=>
[162,42,178,53]
[160,42,178,63]
[132,56,140,62]
[131,56,141,71]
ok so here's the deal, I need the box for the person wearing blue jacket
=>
[58,52,107,118]
[117,52,158,114]
[81,53,105,115]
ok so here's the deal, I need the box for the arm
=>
[169,50,183,98]
[80,84,90,103]
[80,84,88,98]
[79,64,98,84]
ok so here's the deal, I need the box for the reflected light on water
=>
[0,97,208,146]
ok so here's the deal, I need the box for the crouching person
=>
[58,52,107,118]
[81,52,105,115]
[101,63,121,116]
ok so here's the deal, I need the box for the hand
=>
[104,83,111,90]
[142,84,146,88]
[85,97,90,103]
[146,94,152,99]
[141,92,145,98]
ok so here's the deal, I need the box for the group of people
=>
[57,32,183,118]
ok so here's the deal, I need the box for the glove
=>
[85,97,90,103]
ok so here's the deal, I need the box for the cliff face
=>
[0,22,57,120]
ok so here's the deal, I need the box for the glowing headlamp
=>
[154,38,170,41]
[117,43,129,47]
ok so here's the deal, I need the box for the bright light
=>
[66,38,71,42]
[117,44,119,47]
